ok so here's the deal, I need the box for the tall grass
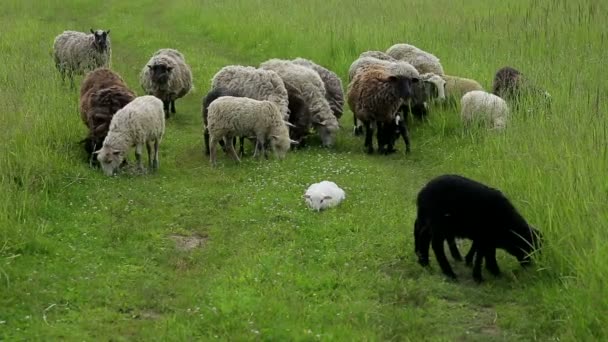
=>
[1,0,607,339]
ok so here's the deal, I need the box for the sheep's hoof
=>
[353,126,364,136]
[152,160,159,170]
[473,273,484,283]
[366,147,374,154]
[417,257,430,267]
[445,273,459,282]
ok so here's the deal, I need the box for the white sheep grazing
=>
[206,96,294,166]
[140,48,193,118]
[53,29,112,86]
[420,73,446,102]
[386,43,444,75]
[460,90,510,130]
[303,181,346,211]
[210,65,290,120]
[95,95,165,176]
[260,59,340,147]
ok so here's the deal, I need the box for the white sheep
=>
[303,181,346,211]
[386,43,444,75]
[358,50,397,61]
[460,90,510,130]
[420,73,446,102]
[140,48,193,118]
[292,57,345,119]
[53,29,112,86]
[260,59,339,147]
[210,65,290,120]
[206,96,294,166]
[95,95,165,176]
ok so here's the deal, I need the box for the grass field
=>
[1,0,607,340]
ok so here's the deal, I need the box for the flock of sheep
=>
[53,28,547,282]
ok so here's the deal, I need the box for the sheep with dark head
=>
[414,174,543,282]
[79,68,135,166]
[53,29,112,86]
[492,66,551,110]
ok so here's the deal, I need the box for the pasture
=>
[1,0,607,340]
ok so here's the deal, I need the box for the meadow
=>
[1,0,607,340]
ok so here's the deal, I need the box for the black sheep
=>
[414,174,542,282]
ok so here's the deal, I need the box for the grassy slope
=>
[1,0,607,340]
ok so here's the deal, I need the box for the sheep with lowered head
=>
[347,64,418,154]
[95,95,165,176]
[206,96,295,166]
[140,48,193,118]
[53,29,112,86]
[386,43,444,75]
[442,74,484,107]
[260,59,339,147]
[492,66,552,110]
[461,90,510,130]
[292,57,345,119]
[303,181,346,211]
[414,174,543,282]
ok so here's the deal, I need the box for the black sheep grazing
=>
[414,174,542,282]
[286,90,311,147]
[492,66,551,110]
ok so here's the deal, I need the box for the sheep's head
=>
[90,29,110,51]
[148,64,173,85]
[388,75,418,102]
[303,193,333,211]
[504,225,543,265]
[270,134,295,160]
[312,114,339,147]
[421,74,446,101]
[95,145,124,176]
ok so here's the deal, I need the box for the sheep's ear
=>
[302,194,311,199]
[323,195,332,200]
[284,121,296,128]
[106,29,110,35]
[112,150,121,155]
[289,139,299,145]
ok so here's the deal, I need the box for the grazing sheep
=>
[414,174,542,282]
[492,66,552,108]
[210,65,290,120]
[292,57,345,119]
[358,50,397,61]
[347,65,417,154]
[461,90,510,130]
[303,181,346,211]
[140,48,193,118]
[285,85,312,146]
[79,68,135,165]
[443,74,484,106]
[260,59,339,147]
[95,96,165,176]
[206,96,294,166]
[400,73,447,121]
[53,29,112,86]
[386,43,444,75]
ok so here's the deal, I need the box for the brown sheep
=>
[79,68,135,165]
[347,65,417,154]
[492,66,551,108]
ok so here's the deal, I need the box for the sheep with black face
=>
[53,29,112,86]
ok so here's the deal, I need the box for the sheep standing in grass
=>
[206,96,294,166]
[492,66,552,109]
[414,174,543,282]
[292,57,345,119]
[53,29,112,86]
[140,49,193,118]
[386,43,444,75]
[201,87,243,156]
[303,181,346,211]
[260,59,339,147]
[95,96,165,176]
[79,68,135,165]
[210,65,290,120]
[461,90,510,130]
[443,75,484,106]
[347,65,417,154]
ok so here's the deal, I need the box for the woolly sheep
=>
[201,87,243,156]
[358,50,397,61]
[140,48,193,118]
[79,68,135,165]
[53,29,112,86]
[95,95,165,176]
[492,66,552,109]
[260,59,339,147]
[414,174,543,282]
[292,57,345,119]
[210,65,290,120]
[400,73,447,121]
[347,65,416,154]
[206,96,294,166]
[443,74,484,106]
[386,43,444,75]
[303,181,346,211]
[284,85,312,146]
[461,90,510,130]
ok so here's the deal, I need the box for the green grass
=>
[1,0,607,340]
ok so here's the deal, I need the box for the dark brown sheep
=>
[79,68,135,165]
[347,65,417,154]
[492,66,551,109]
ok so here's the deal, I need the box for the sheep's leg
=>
[204,128,210,156]
[447,237,463,262]
[226,135,241,163]
[376,121,386,154]
[135,144,144,172]
[353,113,363,136]
[363,121,374,154]
[414,217,431,266]
[170,100,176,114]
[431,233,457,280]
[163,101,170,118]
[152,139,160,170]
[209,136,218,167]
[485,248,501,276]
[472,244,486,283]
[239,137,245,157]
[401,123,411,154]
[146,140,153,170]
[464,241,477,266]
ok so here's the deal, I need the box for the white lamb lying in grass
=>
[303,181,346,211]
